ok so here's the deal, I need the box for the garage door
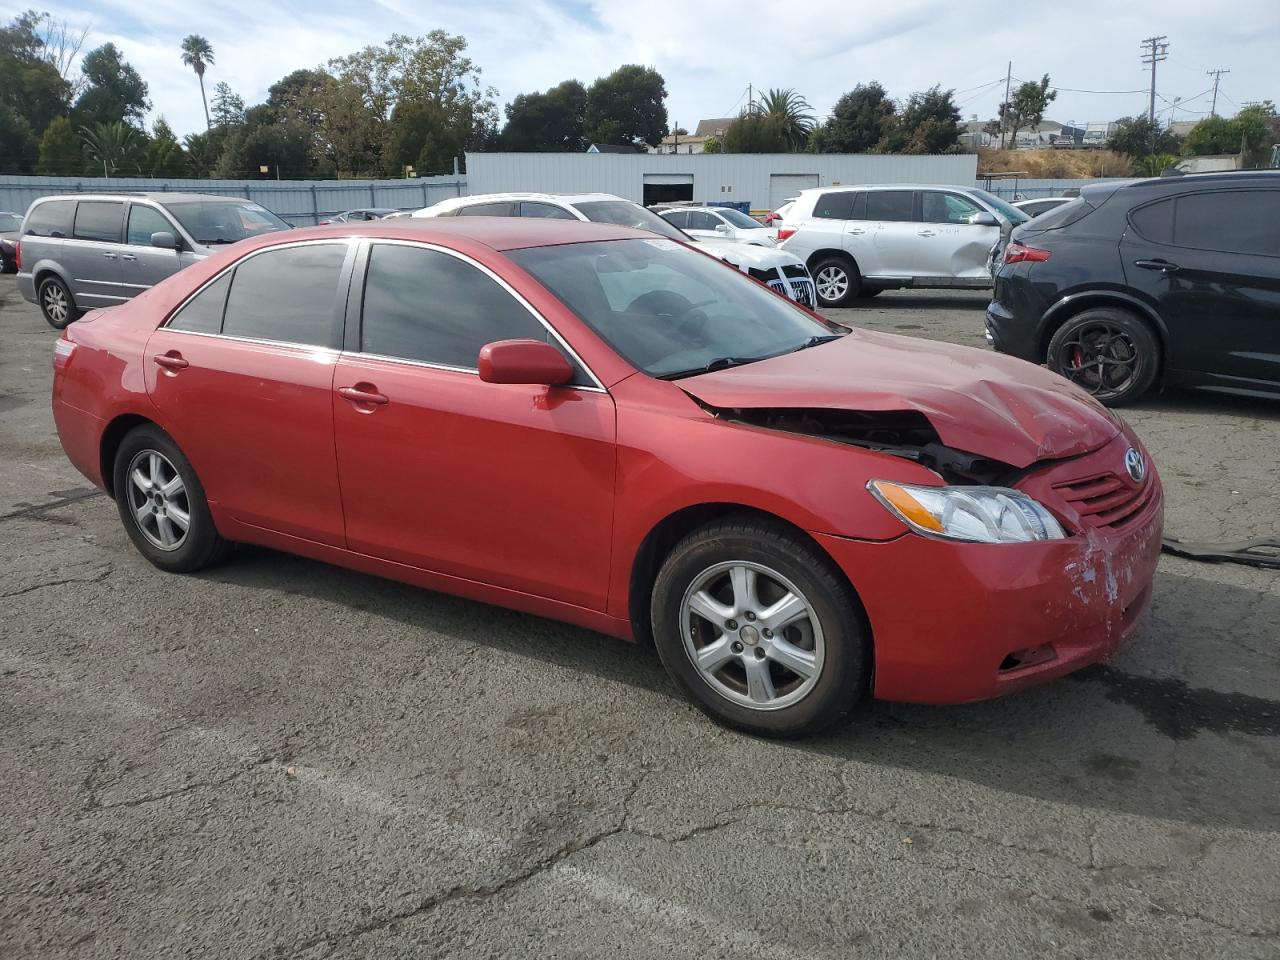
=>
[769,174,819,212]
[643,173,693,206]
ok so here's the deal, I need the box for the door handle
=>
[1134,259,1180,272]
[918,229,937,237]
[848,228,866,235]
[153,352,188,371]
[102,252,117,259]
[120,254,137,262]
[338,385,389,406]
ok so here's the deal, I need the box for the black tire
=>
[650,517,870,737]
[112,424,231,573]
[0,251,14,275]
[38,275,81,329]
[1046,307,1160,406]
[810,255,861,308]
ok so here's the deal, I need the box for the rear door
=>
[683,210,722,241]
[145,240,354,545]
[918,190,1000,278]
[65,200,126,307]
[865,190,919,278]
[119,202,187,299]
[1122,188,1280,388]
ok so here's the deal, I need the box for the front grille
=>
[1052,471,1154,531]
[781,264,810,279]
[749,266,780,282]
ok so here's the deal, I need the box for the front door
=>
[119,202,191,299]
[145,241,353,545]
[918,190,1001,279]
[1122,188,1280,388]
[333,241,616,610]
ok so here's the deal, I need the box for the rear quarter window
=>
[812,192,859,220]
[23,199,76,238]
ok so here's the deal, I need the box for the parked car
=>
[763,200,795,227]
[655,205,778,246]
[779,184,1031,307]
[50,217,1162,737]
[380,210,414,219]
[0,211,21,273]
[320,208,400,224]
[417,192,816,307]
[987,171,1280,404]
[1013,197,1074,218]
[16,193,292,329]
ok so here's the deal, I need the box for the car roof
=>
[30,192,254,204]
[237,216,644,253]
[1120,170,1280,192]
[797,183,978,195]
[425,192,626,212]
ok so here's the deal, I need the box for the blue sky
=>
[35,0,1280,140]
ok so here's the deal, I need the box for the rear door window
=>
[126,205,175,246]
[456,202,518,217]
[519,201,576,219]
[865,191,917,223]
[687,211,720,230]
[812,192,857,220]
[661,210,690,229]
[72,201,124,243]
[24,199,76,238]
[1129,198,1174,244]
[222,243,348,347]
[1171,191,1280,257]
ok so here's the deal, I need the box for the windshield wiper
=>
[798,334,843,349]
[657,356,761,380]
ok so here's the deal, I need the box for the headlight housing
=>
[869,480,1067,544]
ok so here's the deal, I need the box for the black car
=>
[0,211,22,273]
[986,171,1280,404]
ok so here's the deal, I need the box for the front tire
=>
[1046,307,1160,406]
[811,256,861,308]
[651,517,870,737]
[112,425,231,573]
[38,276,81,329]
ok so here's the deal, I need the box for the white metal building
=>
[465,152,979,213]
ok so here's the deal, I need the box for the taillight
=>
[13,240,20,271]
[52,335,76,371]
[1003,241,1051,264]
[777,227,797,241]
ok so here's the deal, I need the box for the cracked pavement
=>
[2,280,1278,958]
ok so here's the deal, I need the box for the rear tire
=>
[38,276,81,329]
[112,424,231,573]
[1046,307,1160,406]
[650,517,870,737]
[811,255,861,308]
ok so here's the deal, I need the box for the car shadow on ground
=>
[1132,387,1280,422]
[200,547,1280,832]
[853,292,990,311]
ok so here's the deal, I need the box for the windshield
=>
[969,188,1030,226]
[509,238,841,379]
[573,200,688,242]
[0,212,22,230]
[715,208,766,229]
[164,201,291,244]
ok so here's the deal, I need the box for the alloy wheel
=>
[42,283,68,325]
[125,450,191,551]
[815,266,849,303]
[1060,321,1141,401]
[680,561,825,711]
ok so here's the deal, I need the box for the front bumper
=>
[814,474,1163,705]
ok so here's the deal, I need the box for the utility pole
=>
[999,61,1012,150]
[747,84,753,114]
[1206,68,1230,117]
[1140,35,1169,127]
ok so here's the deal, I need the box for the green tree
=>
[0,10,72,142]
[751,88,814,150]
[721,111,789,153]
[74,43,150,129]
[701,135,722,154]
[183,130,222,177]
[895,85,962,153]
[1184,115,1237,155]
[36,113,80,174]
[215,118,312,178]
[1108,116,1181,159]
[0,103,39,173]
[583,64,667,149]
[998,74,1056,147]
[1233,101,1279,166]
[79,120,143,176]
[180,34,214,130]
[149,117,186,176]
[499,79,587,151]
[817,82,897,153]
[211,81,244,127]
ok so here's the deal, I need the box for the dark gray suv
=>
[16,193,291,328]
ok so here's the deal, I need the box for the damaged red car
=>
[51,219,1163,736]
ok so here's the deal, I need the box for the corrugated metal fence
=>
[0,175,466,225]
[977,177,1133,201]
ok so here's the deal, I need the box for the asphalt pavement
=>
[2,277,1277,959]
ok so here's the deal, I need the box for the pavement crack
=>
[1,566,112,599]
[0,489,104,523]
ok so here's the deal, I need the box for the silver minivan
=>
[778,184,1030,307]
[16,193,292,328]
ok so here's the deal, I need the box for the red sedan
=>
[50,219,1163,736]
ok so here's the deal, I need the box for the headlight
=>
[869,480,1067,544]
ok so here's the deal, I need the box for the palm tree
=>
[180,35,215,130]
[79,122,140,177]
[753,88,815,150]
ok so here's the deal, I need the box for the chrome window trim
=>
[358,237,607,393]
[160,326,343,355]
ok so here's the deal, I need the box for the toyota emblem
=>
[1124,447,1146,484]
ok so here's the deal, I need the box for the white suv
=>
[417,193,816,307]
[779,185,1029,307]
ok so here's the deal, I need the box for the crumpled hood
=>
[693,238,805,271]
[680,328,1120,468]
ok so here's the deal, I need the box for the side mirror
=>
[151,231,177,249]
[478,339,573,386]
[970,212,999,227]
[714,223,732,235]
